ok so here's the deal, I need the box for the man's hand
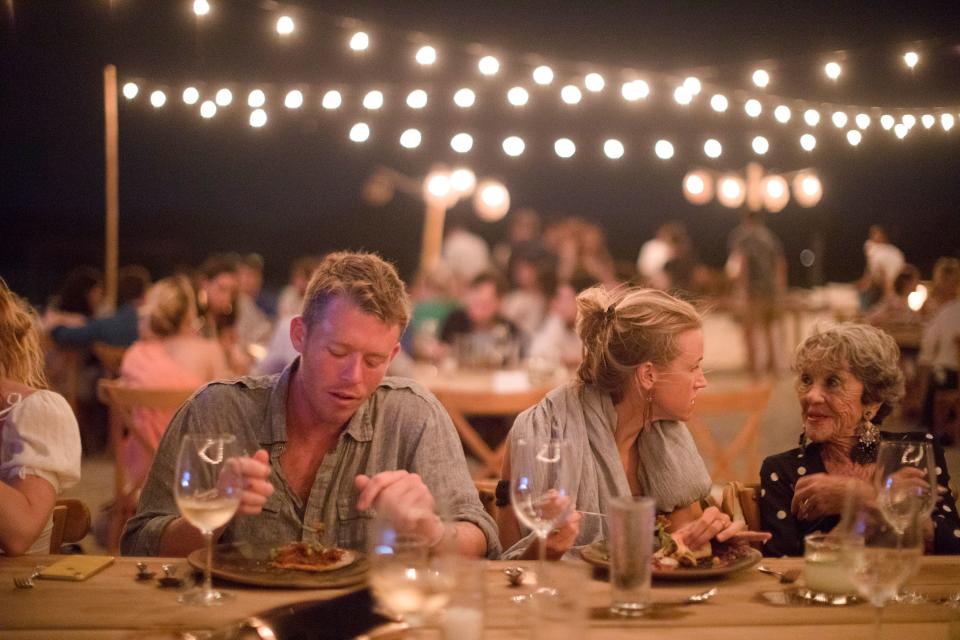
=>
[543,496,580,560]
[355,471,444,544]
[234,449,274,516]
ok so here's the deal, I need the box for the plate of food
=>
[187,541,368,589]
[580,516,762,581]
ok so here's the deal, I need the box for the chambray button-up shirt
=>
[121,360,500,558]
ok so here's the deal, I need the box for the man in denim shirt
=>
[122,252,499,558]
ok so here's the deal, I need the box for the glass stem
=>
[872,605,882,640]
[538,532,547,589]
[203,530,214,598]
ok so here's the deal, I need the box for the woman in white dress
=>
[0,278,82,555]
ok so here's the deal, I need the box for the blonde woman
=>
[498,286,769,559]
[0,279,81,555]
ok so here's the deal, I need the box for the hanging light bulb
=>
[453,88,476,108]
[654,140,674,160]
[752,69,770,88]
[249,109,267,128]
[855,113,870,129]
[478,55,500,75]
[880,114,895,130]
[193,0,210,17]
[362,90,384,110]
[831,111,848,128]
[474,180,510,222]
[554,138,576,158]
[894,123,908,139]
[149,90,166,108]
[774,105,791,123]
[561,85,582,105]
[415,45,437,66]
[752,136,769,155]
[710,94,729,112]
[682,76,701,95]
[247,89,266,108]
[584,73,605,92]
[214,88,232,106]
[682,170,713,205]
[703,138,722,158]
[942,113,955,132]
[284,90,304,109]
[122,82,139,99]
[349,32,369,51]
[532,65,554,85]
[804,109,821,126]
[450,168,476,195]
[902,114,917,129]
[800,133,817,151]
[793,172,823,207]
[846,130,862,146]
[321,90,342,110]
[349,122,370,143]
[423,169,452,205]
[182,86,199,105]
[199,100,217,118]
[717,174,746,208]
[450,132,474,153]
[673,86,692,105]
[824,61,841,80]
[399,128,422,149]
[622,80,650,101]
[406,89,428,109]
[276,16,294,36]
[921,114,935,129]
[502,136,525,157]
[507,87,529,106]
[744,99,762,118]
[762,175,790,213]
[603,139,625,159]
[903,51,919,69]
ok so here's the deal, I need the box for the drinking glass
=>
[368,514,454,629]
[608,496,655,616]
[874,439,937,535]
[839,487,923,639]
[174,433,243,606]
[509,438,577,593]
[803,533,855,595]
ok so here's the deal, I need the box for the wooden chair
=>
[92,342,128,378]
[720,481,762,532]
[686,384,772,484]
[96,379,195,552]
[49,498,92,553]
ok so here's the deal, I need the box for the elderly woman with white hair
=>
[760,323,960,556]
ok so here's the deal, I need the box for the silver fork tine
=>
[13,565,44,588]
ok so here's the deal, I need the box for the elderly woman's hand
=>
[675,506,745,551]
[791,473,871,521]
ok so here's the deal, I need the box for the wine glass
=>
[367,513,454,630]
[510,437,577,594]
[839,487,923,639]
[174,433,244,606]
[874,439,937,535]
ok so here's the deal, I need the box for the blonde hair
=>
[302,252,411,330]
[576,286,702,402]
[0,279,47,388]
[793,323,905,423]
[140,276,199,338]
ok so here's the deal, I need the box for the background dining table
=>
[2,555,958,639]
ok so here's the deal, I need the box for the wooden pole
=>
[103,64,119,311]
[419,201,447,275]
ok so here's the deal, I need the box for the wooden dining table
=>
[2,555,958,639]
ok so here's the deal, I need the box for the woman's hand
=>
[791,473,870,521]
[544,508,581,560]
[674,506,744,550]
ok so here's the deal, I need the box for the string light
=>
[450,168,476,194]
[507,87,529,106]
[247,89,265,108]
[763,175,789,210]
[673,86,692,106]
[415,45,437,66]
[751,135,769,155]
[321,90,342,110]
[362,90,384,110]
[717,174,746,208]
[182,87,199,105]
[276,16,294,36]
[584,73,605,92]
[752,69,770,88]
[902,114,916,129]
[192,0,210,17]
[284,90,303,109]
[502,136,525,156]
[683,171,713,205]
[942,114,955,132]
[804,109,820,126]
[682,77,701,96]
[855,113,870,129]
[249,109,267,128]
[710,94,728,112]
[622,80,650,101]
[349,122,370,142]
[214,88,232,107]
[654,140,674,160]
[554,138,575,158]
[478,55,500,75]
[122,82,139,99]
[149,90,166,108]
[921,114,935,129]
[800,133,816,151]
[831,111,848,128]
[474,180,510,221]
[406,89,428,109]
[744,99,762,118]
[199,100,217,118]
[453,88,476,108]
[793,172,823,207]
[399,128,421,149]
[349,31,369,51]
[880,114,895,130]
[774,105,791,123]
[846,130,862,145]
[894,123,908,139]
[603,139,624,159]
[903,51,919,69]
[532,65,554,85]
[824,61,842,80]
[451,132,474,153]
[561,85,582,105]
[424,170,451,203]
[703,138,722,158]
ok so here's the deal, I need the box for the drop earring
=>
[850,411,879,464]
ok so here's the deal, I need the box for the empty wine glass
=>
[510,437,577,594]
[174,433,244,606]
[840,487,923,639]
[874,439,937,535]
[367,513,454,630]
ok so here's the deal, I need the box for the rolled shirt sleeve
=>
[1,391,81,493]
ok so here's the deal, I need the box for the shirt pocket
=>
[336,495,370,550]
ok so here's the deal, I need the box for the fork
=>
[757,565,801,584]
[13,565,44,589]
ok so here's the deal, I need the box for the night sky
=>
[2,1,959,304]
